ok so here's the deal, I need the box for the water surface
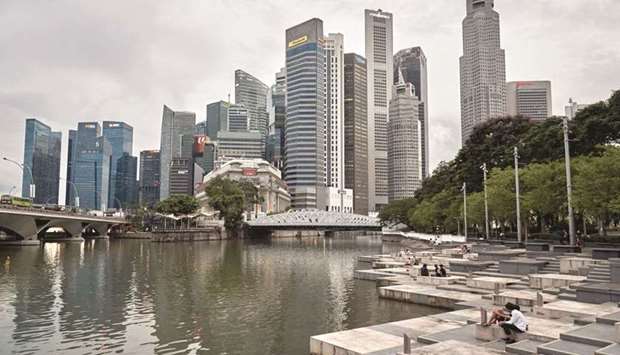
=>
[0,237,440,354]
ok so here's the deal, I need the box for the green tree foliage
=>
[203,177,245,231]
[156,195,200,216]
[237,180,264,212]
[379,90,620,235]
[378,198,417,227]
[573,147,620,235]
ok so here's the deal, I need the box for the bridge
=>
[247,209,381,236]
[0,206,129,245]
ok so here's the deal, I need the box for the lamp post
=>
[3,157,35,199]
[513,147,522,243]
[462,182,467,239]
[7,186,16,195]
[562,117,576,246]
[59,177,80,209]
[481,163,490,239]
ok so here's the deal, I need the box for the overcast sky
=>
[1,0,618,203]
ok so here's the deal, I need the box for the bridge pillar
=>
[84,223,110,239]
[0,214,41,246]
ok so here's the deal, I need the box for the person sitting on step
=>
[499,303,527,344]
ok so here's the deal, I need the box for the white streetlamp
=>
[562,117,576,246]
[513,147,522,243]
[481,163,490,239]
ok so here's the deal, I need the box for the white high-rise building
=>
[365,9,393,212]
[565,98,589,120]
[460,0,506,144]
[323,33,353,213]
[388,78,422,202]
[507,81,552,121]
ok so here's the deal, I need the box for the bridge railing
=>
[0,204,126,222]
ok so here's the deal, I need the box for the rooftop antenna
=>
[227,93,231,104]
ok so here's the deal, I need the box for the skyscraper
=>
[216,130,263,161]
[344,53,369,215]
[66,129,77,205]
[235,69,269,141]
[285,18,326,210]
[22,118,62,204]
[73,136,111,210]
[460,0,507,144]
[267,68,286,169]
[194,121,207,135]
[365,8,393,212]
[115,153,138,208]
[102,121,133,209]
[507,81,552,121]
[159,105,196,200]
[394,47,429,179]
[324,33,352,212]
[139,150,160,207]
[206,101,229,141]
[388,80,422,201]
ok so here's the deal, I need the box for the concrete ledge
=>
[416,276,465,286]
[494,290,557,307]
[552,245,582,254]
[592,249,620,260]
[467,276,517,290]
[526,243,550,251]
[529,273,587,289]
[478,249,526,261]
[576,283,620,304]
[449,260,495,273]
[500,259,547,275]
[379,285,481,309]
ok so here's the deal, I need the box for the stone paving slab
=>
[537,338,603,355]
[596,343,620,355]
[493,289,558,307]
[534,300,619,320]
[379,285,482,309]
[561,322,617,347]
[417,324,485,345]
[405,340,502,355]
[529,273,587,289]
[596,310,620,325]
[505,339,546,355]
[467,276,519,290]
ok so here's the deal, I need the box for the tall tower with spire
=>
[459,0,506,144]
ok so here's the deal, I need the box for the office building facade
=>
[66,129,77,205]
[324,33,351,212]
[344,53,369,215]
[115,153,138,208]
[365,9,393,212]
[206,101,229,141]
[394,47,429,179]
[565,98,589,120]
[22,118,62,204]
[169,158,193,196]
[102,121,133,209]
[388,81,422,201]
[460,0,507,144]
[139,150,160,208]
[159,105,196,200]
[507,81,552,121]
[267,67,286,169]
[228,104,250,131]
[73,136,111,210]
[216,130,263,161]
[235,69,269,140]
[284,18,327,209]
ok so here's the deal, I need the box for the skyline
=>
[1,0,619,200]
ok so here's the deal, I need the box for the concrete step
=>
[506,339,547,355]
[542,287,561,295]
[560,323,616,348]
[587,277,611,283]
[538,339,604,355]
[558,293,577,301]
[473,271,527,280]
[589,271,611,277]
[595,311,620,325]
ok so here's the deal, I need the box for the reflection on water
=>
[0,237,440,354]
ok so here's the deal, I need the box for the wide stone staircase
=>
[534,310,620,355]
[587,261,611,283]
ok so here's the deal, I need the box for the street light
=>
[481,163,490,239]
[461,182,467,239]
[513,147,522,243]
[7,186,16,195]
[3,157,35,199]
[58,177,80,209]
[562,117,576,246]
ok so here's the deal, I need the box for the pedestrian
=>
[434,264,440,277]
[439,264,447,277]
[420,264,430,276]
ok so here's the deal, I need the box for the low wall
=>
[151,228,227,242]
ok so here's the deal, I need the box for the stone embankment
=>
[311,242,620,354]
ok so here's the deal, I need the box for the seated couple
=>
[484,303,528,344]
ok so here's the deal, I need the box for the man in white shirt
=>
[499,303,527,344]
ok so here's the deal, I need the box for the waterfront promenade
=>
[311,240,620,354]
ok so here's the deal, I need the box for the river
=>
[0,237,440,354]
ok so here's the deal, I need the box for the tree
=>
[521,161,566,231]
[379,198,417,228]
[573,147,620,236]
[156,195,199,216]
[203,177,245,231]
[237,180,263,212]
[486,167,516,228]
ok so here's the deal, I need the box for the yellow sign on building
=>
[288,35,308,48]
